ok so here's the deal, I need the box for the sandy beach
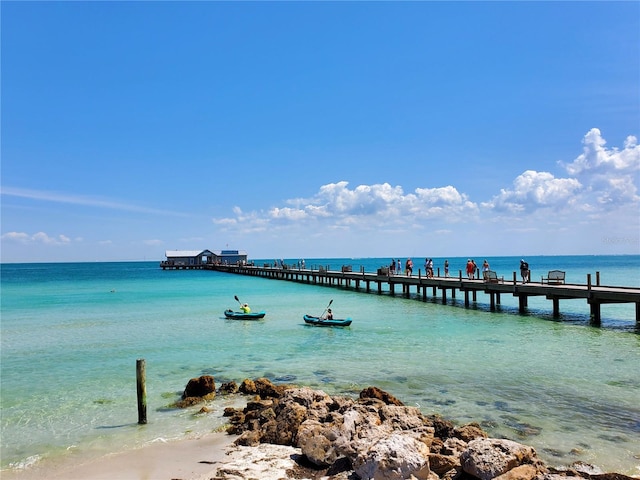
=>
[2,433,247,480]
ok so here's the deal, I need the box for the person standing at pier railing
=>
[466,259,475,279]
[427,259,434,278]
[520,259,530,284]
[444,259,449,277]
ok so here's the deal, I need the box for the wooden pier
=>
[207,264,640,325]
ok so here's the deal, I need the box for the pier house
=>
[160,249,214,269]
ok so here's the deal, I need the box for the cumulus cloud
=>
[563,128,639,175]
[560,128,640,206]
[214,181,479,233]
[1,231,73,245]
[483,129,639,214]
[212,129,638,240]
[483,170,583,213]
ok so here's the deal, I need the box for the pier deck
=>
[207,264,640,325]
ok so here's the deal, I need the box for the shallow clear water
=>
[1,257,639,475]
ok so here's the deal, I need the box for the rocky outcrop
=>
[173,374,216,408]
[212,377,634,480]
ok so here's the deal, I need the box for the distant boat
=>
[224,309,266,320]
[303,314,352,327]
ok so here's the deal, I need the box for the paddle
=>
[234,295,242,306]
[319,299,333,320]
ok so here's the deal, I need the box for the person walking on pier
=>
[405,258,413,276]
[444,259,450,277]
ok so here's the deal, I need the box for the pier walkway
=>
[207,264,640,325]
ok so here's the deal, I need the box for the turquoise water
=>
[1,256,639,475]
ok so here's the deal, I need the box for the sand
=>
[0,432,289,480]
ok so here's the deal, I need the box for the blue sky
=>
[2,1,639,263]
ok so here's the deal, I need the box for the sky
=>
[1,1,639,263]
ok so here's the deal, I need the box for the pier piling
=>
[136,359,147,425]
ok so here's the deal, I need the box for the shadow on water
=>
[410,292,639,334]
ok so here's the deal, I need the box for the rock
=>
[209,378,629,480]
[568,461,605,475]
[182,375,216,399]
[460,438,542,480]
[253,377,290,398]
[359,386,405,406]
[234,429,261,446]
[453,422,488,442]
[379,404,433,433]
[274,401,308,445]
[428,452,460,475]
[173,396,205,408]
[239,378,256,394]
[297,420,336,467]
[425,414,456,440]
[494,464,541,480]
[219,381,239,394]
[590,475,637,480]
[441,437,469,456]
[353,432,431,480]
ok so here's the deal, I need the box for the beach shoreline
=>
[1,432,238,480]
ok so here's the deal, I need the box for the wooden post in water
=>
[136,359,147,424]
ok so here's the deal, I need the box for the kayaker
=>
[240,303,251,313]
[324,308,334,320]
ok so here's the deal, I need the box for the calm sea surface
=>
[1,256,639,476]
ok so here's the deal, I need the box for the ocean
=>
[1,255,639,476]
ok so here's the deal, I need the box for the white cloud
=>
[2,231,73,246]
[560,128,640,207]
[0,187,192,217]
[212,129,638,251]
[214,181,479,233]
[483,170,583,214]
[143,239,164,246]
[563,128,639,175]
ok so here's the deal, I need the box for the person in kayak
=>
[240,303,251,313]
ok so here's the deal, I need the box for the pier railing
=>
[204,263,640,325]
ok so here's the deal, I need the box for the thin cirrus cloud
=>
[214,129,639,231]
[1,187,192,217]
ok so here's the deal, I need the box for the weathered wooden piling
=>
[136,358,147,424]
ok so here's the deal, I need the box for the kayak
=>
[303,314,352,327]
[224,309,266,320]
